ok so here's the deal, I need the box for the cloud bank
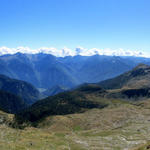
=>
[0,46,149,58]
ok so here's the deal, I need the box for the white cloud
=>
[38,47,60,56]
[61,47,76,57]
[0,46,149,58]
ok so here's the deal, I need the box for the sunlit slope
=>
[1,100,150,150]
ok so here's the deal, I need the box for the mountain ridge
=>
[99,63,150,90]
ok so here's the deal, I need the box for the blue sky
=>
[0,0,150,53]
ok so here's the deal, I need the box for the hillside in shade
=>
[0,74,40,105]
[0,90,26,113]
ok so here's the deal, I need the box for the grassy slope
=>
[1,99,150,150]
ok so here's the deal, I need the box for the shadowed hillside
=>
[0,90,26,114]
[0,74,40,105]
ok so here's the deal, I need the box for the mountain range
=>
[0,53,150,91]
[0,53,150,114]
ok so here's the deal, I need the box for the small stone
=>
[146,145,150,149]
